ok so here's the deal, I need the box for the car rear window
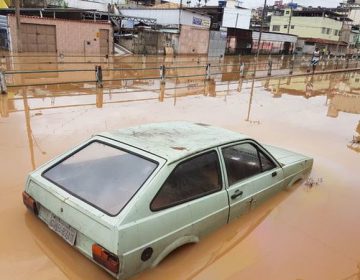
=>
[42,141,158,216]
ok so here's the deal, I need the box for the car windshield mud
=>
[42,141,158,216]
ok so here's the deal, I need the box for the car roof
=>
[97,121,249,163]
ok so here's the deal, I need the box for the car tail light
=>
[22,191,38,215]
[92,243,119,274]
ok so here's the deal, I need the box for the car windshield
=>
[42,141,158,216]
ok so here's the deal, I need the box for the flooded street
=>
[0,54,359,280]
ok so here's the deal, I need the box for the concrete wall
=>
[135,30,178,55]
[8,15,113,54]
[119,30,178,55]
[270,15,342,41]
[208,30,226,57]
[178,25,209,54]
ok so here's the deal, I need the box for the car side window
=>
[259,151,276,172]
[151,151,222,211]
[222,143,276,186]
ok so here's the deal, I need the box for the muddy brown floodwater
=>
[0,54,359,280]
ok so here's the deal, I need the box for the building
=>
[15,0,125,11]
[350,26,360,49]
[117,8,211,54]
[6,15,113,54]
[225,28,297,55]
[270,9,348,54]
[252,31,297,54]
[119,8,211,28]
[222,0,251,30]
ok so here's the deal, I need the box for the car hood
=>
[263,145,311,166]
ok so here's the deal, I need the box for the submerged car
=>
[22,122,313,279]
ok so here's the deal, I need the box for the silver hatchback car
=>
[22,122,313,279]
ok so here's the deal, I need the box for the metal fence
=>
[1,54,360,92]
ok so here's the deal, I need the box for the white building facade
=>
[222,0,251,29]
[65,0,124,12]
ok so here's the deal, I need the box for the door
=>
[99,29,109,55]
[283,41,291,55]
[149,150,229,239]
[20,23,56,53]
[221,141,284,223]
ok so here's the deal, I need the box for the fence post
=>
[0,71,7,94]
[240,62,245,78]
[160,65,166,83]
[267,58,272,76]
[289,55,295,75]
[159,81,165,102]
[335,57,339,69]
[95,65,103,88]
[206,63,211,80]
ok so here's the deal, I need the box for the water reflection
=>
[3,70,360,169]
[262,72,360,114]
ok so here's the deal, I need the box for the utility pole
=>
[246,0,267,121]
[255,0,267,59]
[287,1,293,34]
[178,0,183,30]
[15,0,21,52]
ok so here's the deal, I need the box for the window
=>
[43,141,158,216]
[151,151,222,211]
[322,27,326,34]
[259,152,276,172]
[334,30,338,36]
[291,25,295,29]
[326,28,331,34]
[222,143,276,186]
[272,25,280,31]
[284,25,288,29]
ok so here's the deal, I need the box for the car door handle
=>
[231,190,243,200]
[272,171,277,177]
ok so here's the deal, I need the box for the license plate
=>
[48,214,77,246]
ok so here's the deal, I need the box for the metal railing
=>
[1,55,360,93]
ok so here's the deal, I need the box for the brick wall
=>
[8,15,113,54]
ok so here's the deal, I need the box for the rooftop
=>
[98,122,248,163]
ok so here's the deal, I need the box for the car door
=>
[220,141,284,223]
[150,149,229,240]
